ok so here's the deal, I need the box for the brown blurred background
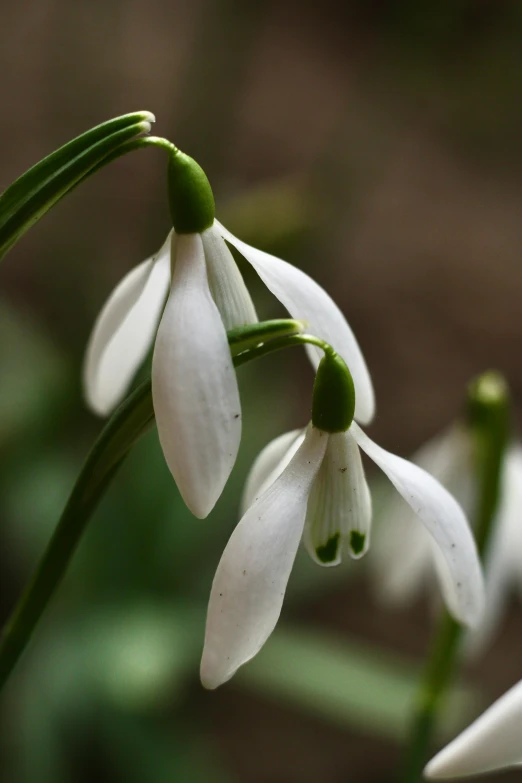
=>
[1,1,522,781]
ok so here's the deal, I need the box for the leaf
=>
[0,112,154,260]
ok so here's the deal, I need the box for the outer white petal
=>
[240,429,305,514]
[372,426,474,606]
[425,680,522,778]
[83,233,172,416]
[201,224,258,329]
[216,220,374,425]
[351,423,485,627]
[200,426,328,689]
[152,233,241,519]
[304,431,372,566]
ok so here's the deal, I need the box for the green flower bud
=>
[466,370,510,440]
[168,149,215,234]
[312,350,355,433]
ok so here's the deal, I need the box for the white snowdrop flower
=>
[83,148,374,519]
[371,426,522,651]
[200,352,484,689]
[425,678,522,778]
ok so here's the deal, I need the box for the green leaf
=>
[238,626,477,741]
[0,111,154,260]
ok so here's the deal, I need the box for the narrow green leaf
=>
[0,114,153,260]
[0,112,153,222]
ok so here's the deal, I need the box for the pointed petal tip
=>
[84,391,111,419]
[200,668,220,691]
[200,657,235,690]
[423,753,455,780]
[184,498,214,520]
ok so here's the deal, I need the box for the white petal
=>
[83,233,172,416]
[371,426,474,606]
[425,679,522,778]
[152,233,241,519]
[217,221,375,425]
[201,224,258,330]
[351,423,485,627]
[304,431,372,566]
[240,429,305,514]
[200,425,328,689]
[468,443,522,652]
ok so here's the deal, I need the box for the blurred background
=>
[1,1,522,780]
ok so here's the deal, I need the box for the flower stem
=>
[399,371,510,782]
[0,324,333,693]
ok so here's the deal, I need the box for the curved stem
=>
[234,332,331,366]
[0,326,332,692]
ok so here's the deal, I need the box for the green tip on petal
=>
[311,350,355,433]
[316,533,340,564]
[349,531,365,557]
[167,149,215,234]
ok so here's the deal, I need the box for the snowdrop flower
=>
[425,678,522,778]
[83,147,374,519]
[200,350,484,689]
[371,375,519,651]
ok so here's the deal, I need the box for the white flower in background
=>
[200,354,484,689]
[370,425,522,650]
[425,678,522,778]
[83,150,374,519]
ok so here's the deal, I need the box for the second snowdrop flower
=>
[371,371,516,651]
[200,350,485,690]
[84,145,374,519]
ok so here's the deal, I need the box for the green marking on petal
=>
[350,531,365,556]
[316,533,340,564]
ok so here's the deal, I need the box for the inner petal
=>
[202,224,258,330]
[304,431,372,566]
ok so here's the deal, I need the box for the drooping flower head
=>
[83,145,374,518]
[200,350,485,689]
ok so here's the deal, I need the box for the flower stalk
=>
[400,371,510,783]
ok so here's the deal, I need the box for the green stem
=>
[0,326,330,692]
[400,615,461,783]
[399,371,510,783]
[234,332,331,366]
